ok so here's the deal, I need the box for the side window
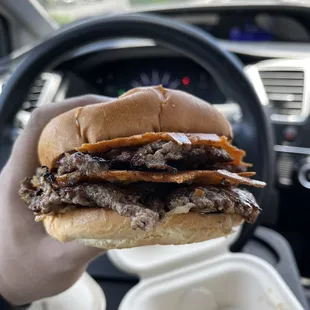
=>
[0,15,11,58]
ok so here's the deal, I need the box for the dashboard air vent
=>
[22,75,48,111]
[259,70,304,116]
[15,72,62,131]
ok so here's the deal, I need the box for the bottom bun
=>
[43,208,243,250]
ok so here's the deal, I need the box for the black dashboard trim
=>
[146,4,310,16]
[57,38,310,66]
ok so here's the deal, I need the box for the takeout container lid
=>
[118,253,303,310]
[29,273,106,310]
[108,229,303,310]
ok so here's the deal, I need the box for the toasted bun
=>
[42,208,243,250]
[38,85,232,168]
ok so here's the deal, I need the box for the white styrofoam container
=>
[29,273,106,310]
[108,229,304,310]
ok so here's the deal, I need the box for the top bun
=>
[38,85,232,168]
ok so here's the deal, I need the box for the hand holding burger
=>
[0,95,110,306]
[20,85,266,250]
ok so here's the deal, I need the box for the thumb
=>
[45,236,105,268]
[64,240,105,264]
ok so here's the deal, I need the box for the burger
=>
[19,85,266,249]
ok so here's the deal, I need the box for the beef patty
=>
[56,141,245,174]
[19,141,258,230]
[20,177,260,230]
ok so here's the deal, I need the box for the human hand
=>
[0,95,112,305]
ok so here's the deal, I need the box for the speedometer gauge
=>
[91,58,226,104]
[130,70,182,89]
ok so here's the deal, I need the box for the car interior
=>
[1,0,310,309]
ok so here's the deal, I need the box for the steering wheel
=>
[0,13,274,250]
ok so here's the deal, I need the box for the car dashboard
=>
[2,4,310,280]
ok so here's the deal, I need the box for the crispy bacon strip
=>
[76,132,250,167]
[56,169,265,188]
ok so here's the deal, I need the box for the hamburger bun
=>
[42,209,243,250]
[29,85,249,249]
[38,85,232,169]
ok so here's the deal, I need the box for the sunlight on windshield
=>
[37,0,302,25]
[37,0,193,25]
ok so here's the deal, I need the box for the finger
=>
[24,94,114,133]
[3,95,113,182]
[12,95,113,161]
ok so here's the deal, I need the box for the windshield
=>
[37,0,191,25]
[37,0,294,25]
